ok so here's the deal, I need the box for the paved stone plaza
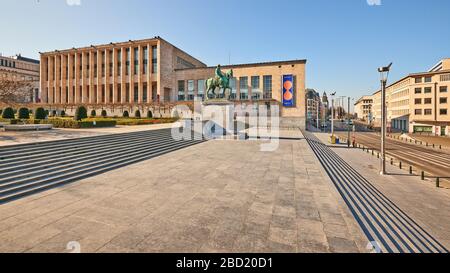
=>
[0,130,367,253]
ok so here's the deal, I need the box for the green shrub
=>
[35,107,47,120]
[75,106,87,121]
[10,119,19,125]
[45,110,49,116]
[91,110,97,117]
[2,107,14,119]
[101,110,107,117]
[135,110,141,118]
[79,120,117,128]
[123,111,129,118]
[61,110,66,117]
[18,108,30,119]
[44,118,116,129]
[147,110,153,118]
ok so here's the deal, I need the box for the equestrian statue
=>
[205,65,234,101]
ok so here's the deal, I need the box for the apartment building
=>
[0,54,40,103]
[354,95,374,124]
[367,59,450,136]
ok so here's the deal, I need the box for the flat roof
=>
[175,59,307,71]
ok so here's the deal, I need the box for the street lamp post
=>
[378,63,392,175]
[330,92,336,136]
[316,100,320,130]
[347,97,351,148]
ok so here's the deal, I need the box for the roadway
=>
[336,132,450,182]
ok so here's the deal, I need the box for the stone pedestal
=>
[201,100,235,138]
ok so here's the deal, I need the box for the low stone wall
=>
[4,124,53,131]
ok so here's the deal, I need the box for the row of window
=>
[44,83,156,104]
[45,46,157,81]
[414,86,448,94]
[0,59,15,68]
[177,76,273,101]
[414,109,448,115]
[414,98,448,104]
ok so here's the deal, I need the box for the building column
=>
[112,48,118,104]
[130,46,135,105]
[147,43,153,103]
[97,49,103,104]
[67,54,73,104]
[81,52,87,104]
[89,51,95,104]
[55,55,61,104]
[74,53,80,104]
[105,49,111,104]
[138,45,143,104]
[61,54,67,104]
[121,47,127,104]
[40,56,48,103]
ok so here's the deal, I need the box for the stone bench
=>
[3,124,53,131]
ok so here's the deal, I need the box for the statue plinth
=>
[201,100,235,138]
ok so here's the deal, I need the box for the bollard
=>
[433,144,435,148]
[372,150,374,156]
[409,166,413,175]
[377,153,380,159]
[426,142,428,147]
[421,171,425,181]
[440,145,442,150]
[399,162,402,170]
[436,177,440,188]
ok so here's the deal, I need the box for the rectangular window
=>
[178,80,185,101]
[424,98,432,104]
[109,84,113,103]
[143,46,148,75]
[415,109,422,115]
[415,77,422,83]
[126,84,130,102]
[117,84,121,102]
[440,86,447,93]
[126,48,130,76]
[143,83,148,102]
[251,76,261,100]
[134,47,139,75]
[197,79,205,100]
[415,88,422,94]
[134,84,139,103]
[415,98,422,105]
[109,50,113,77]
[102,85,105,103]
[424,87,432,93]
[152,46,158,73]
[440,109,448,115]
[424,76,432,83]
[187,80,194,101]
[117,49,122,77]
[101,51,106,77]
[263,75,273,99]
[424,109,432,115]
[440,97,448,104]
[240,77,248,100]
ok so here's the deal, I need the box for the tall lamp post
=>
[330,92,336,136]
[378,63,392,175]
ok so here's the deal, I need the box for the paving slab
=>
[0,129,368,253]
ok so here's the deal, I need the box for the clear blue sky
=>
[1,0,449,99]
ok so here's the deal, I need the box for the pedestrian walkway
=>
[308,132,450,252]
[0,130,368,253]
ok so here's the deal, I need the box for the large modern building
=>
[354,95,374,124]
[0,54,40,103]
[359,58,450,136]
[39,37,306,125]
[306,89,322,126]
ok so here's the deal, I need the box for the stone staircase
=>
[0,128,205,204]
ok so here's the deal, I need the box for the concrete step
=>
[303,131,448,254]
[0,139,204,204]
[0,132,174,172]
[0,129,172,160]
[0,136,185,185]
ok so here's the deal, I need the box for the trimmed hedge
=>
[35,107,47,120]
[18,108,30,119]
[2,107,15,119]
[115,118,178,126]
[75,106,87,121]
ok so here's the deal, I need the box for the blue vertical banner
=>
[282,75,295,107]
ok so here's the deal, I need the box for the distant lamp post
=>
[378,63,392,175]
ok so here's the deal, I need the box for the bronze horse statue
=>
[205,65,234,100]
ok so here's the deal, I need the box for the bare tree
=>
[0,78,32,104]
